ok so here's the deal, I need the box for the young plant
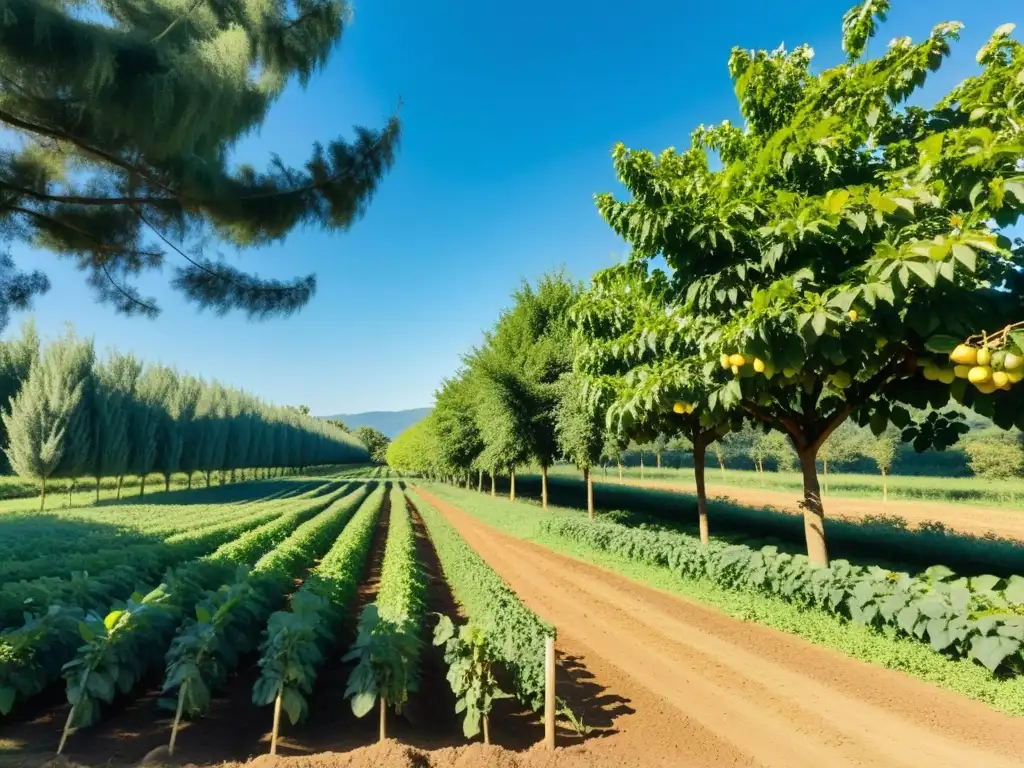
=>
[432,615,510,744]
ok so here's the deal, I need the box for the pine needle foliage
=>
[0,0,401,324]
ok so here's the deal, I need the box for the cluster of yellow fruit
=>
[929,344,1024,394]
[719,353,775,377]
[672,401,696,415]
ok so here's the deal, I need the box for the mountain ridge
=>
[321,407,432,439]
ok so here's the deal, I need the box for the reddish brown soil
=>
[615,476,1024,541]
[404,487,1024,768]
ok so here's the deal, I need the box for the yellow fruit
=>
[720,354,731,369]
[967,366,992,384]
[950,344,978,365]
[762,362,776,379]
[1004,353,1023,371]
[729,353,746,367]
[753,358,766,373]
[831,371,852,389]
[673,401,687,414]
[848,310,858,321]
[953,365,972,379]
[976,347,992,366]
[730,364,740,375]
[1007,369,1024,383]
[974,381,997,394]
[992,371,1010,389]
[936,368,955,385]
[922,365,939,381]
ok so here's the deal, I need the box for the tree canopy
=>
[0,0,400,330]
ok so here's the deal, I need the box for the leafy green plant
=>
[432,614,510,743]
[0,606,82,716]
[540,516,1024,675]
[409,489,553,710]
[251,486,384,753]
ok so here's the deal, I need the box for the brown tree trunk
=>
[116,476,123,499]
[187,473,193,490]
[140,476,146,497]
[39,476,47,511]
[541,464,549,511]
[164,474,171,493]
[205,470,212,488]
[656,453,663,469]
[490,470,496,497]
[230,468,236,483]
[509,470,516,503]
[882,469,888,502]
[67,479,74,506]
[96,477,101,502]
[585,467,594,521]
[693,436,710,546]
[799,448,829,567]
[478,469,483,492]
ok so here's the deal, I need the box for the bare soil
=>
[616,476,1024,541]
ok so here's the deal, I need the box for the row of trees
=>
[1,322,368,508]
[390,3,1024,567]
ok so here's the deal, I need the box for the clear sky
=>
[12,0,1022,416]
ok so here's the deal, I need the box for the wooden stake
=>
[56,703,77,755]
[379,697,387,742]
[168,688,186,756]
[270,688,283,755]
[544,636,556,750]
[483,713,490,745]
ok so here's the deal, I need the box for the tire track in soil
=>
[412,486,1024,768]
[26,486,392,767]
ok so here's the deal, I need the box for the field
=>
[2,465,1024,768]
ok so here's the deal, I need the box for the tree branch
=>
[1,181,171,207]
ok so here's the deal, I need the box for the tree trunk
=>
[164,474,171,493]
[541,464,549,511]
[67,479,75,506]
[39,476,47,511]
[617,461,623,482]
[509,470,516,502]
[718,457,726,480]
[379,698,386,742]
[96,477,101,502]
[798,448,829,567]
[822,459,829,497]
[656,453,663,469]
[187,473,192,490]
[694,437,710,546]
[490,470,496,497]
[584,467,594,521]
[230,468,236,483]
[639,452,645,479]
[140,476,146,497]
[205,470,211,488]
[882,469,888,503]
[478,469,483,492]
[116,475,123,499]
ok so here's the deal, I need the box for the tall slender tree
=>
[3,329,93,508]
[0,318,40,470]
[91,357,131,499]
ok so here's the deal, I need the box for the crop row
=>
[0,483,364,719]
[158,483,378,755]
[538,517,1024,676]
[252,485,386,736]
[408,489,553,711]
[344,487,428,728]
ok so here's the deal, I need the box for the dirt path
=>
[611,476,1024,541]
[412,487,1024,768]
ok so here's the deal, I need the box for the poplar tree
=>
[0,318,40,470]
[2,329,93,508]
[103,352,143,498]
[1,0,401,325]
[139,365,186,492]
[179,377,209,488]
[91,358,131,499]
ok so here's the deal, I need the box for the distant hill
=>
[323,408,432,439]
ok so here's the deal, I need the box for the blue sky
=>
[13,0,1022,416]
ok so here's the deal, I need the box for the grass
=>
[419,482,1024,717]
[484,472,1024,578]
[549,463,1024,509]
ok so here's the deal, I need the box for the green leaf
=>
[196,605,212,624]
[78,621,96,643]
[1005,575,1024,605]
[970,635,1019,673]
[905,261,935,286]
[282,687,305,725]
[951,244,977,271]
[811,313,827,337]
[350,690,377,718]
[848,211,868,232]
[923,335,960,354]
[0,686,15,715]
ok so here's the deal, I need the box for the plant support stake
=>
[544,636,556,750]
[270,688,283,755]
[379,697,387,742]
